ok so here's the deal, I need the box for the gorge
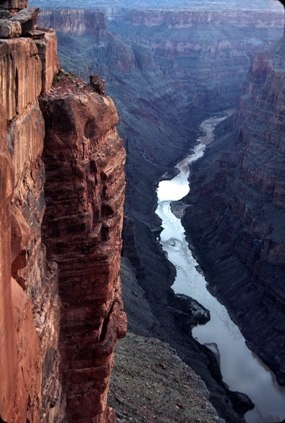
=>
[1,0,285,422]
[34,1,285,421]
[156,112,285,423]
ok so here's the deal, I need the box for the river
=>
[155,112,285,423]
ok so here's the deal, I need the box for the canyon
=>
[182,35,285,386]
[32,2,285,421]
[1,0,285,422]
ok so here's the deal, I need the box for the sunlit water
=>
[156,112,285,423]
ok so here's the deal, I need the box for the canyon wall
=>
[0,2,126,422]
[39,6,284,421]
[123,9,283,28]
[38,9,106,38]
[182,37,285,384]
[0,9,61,421]
[33,0,283,10]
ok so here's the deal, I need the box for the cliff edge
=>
[0,1,126,421]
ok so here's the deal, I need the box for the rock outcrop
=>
[40,72,127,422]
[0,6,60,421]
[182,35,285,384]
[0,2,126,422]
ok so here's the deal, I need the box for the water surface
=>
[156,112,285,423]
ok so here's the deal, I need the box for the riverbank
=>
[120,251,251,423]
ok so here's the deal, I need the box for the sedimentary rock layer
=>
[182,40,285,384]
[38,9,106,38]
[40,73,127,422]
[0,2,126,422]
[0,11,60,421]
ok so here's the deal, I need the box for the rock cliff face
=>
[0,2,61,422]
[0,8,60,421]
[124,9,283,28]
[0,2,126,422]
[39,10,106,38]
[40,73,127,422]
[182,36,285,384]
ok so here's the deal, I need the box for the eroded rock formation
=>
[40,72,127,422]
[0,2,126,422]
[0,12,60,423]
[38,9,106,38]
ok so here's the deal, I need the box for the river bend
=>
[155,112,285,423]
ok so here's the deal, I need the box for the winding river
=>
[155,112,285,423]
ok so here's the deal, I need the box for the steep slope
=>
[0,2,126,421]
[182,36,285,384]
[40,72,127,422]
[0,4,61,421]
[109,332,224,423]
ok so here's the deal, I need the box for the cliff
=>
[39,6,284,421]
[0,1,126,422]
[182,35,285,384]
[123,9,283,28]
[40,72,127,422]
[38,9,106,38]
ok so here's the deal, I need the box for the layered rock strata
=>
[0,4,60,421]
[38,9,106,38]
[182,39,285,384]
[40,72,127,422]
[0,2,126,422]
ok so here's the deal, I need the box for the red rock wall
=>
[0,2,126,422]
[0,22,61,423]
[40,73,127,422]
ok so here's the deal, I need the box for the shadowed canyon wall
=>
[182,36,285,384]
[0,1,126,421]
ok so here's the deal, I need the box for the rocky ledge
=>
[109,332,224,423]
